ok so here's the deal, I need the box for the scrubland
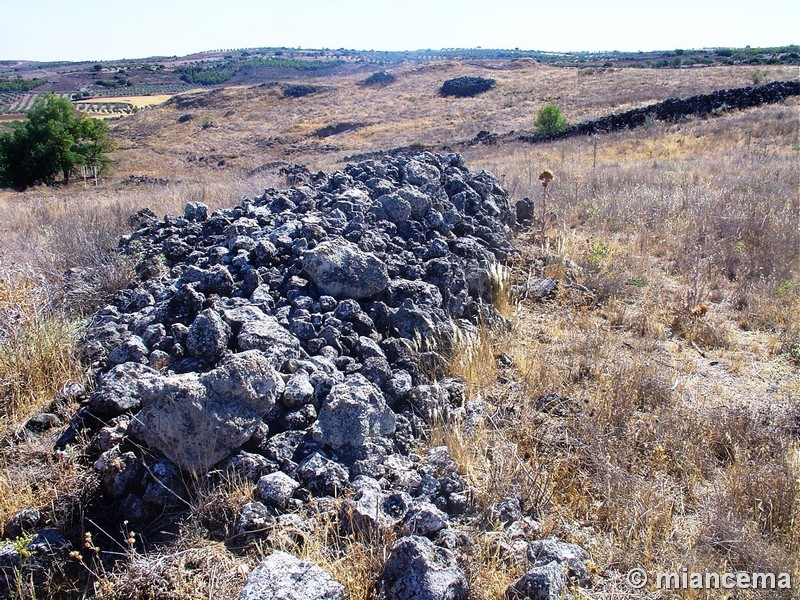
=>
[0,61,797,598]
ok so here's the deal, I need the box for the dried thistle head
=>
[538,170,554,187]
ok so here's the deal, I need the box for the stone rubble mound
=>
[67,151,517,476]
[41,152,593,598]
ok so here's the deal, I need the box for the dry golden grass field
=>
[0,60,798,599]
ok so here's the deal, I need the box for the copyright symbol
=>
[627,568,648,589]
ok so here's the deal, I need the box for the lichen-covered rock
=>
[402,501,449,537]
[297,452,349,497]
[343,476,411,535]
[236,316,303,369]
[527,538,591,584]
[238,551,344,600]
[234,501,274,545]
[312,374,395,455]
[302,239,390,300]
[381,535,469,600]
[256,472,300,509]
[88,362,159,417]
[186,308,231,361]
[129,352,283,473]
[505,562,569,600]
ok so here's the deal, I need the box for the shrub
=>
[534,103,568,136]
[0,93,114,190]
[440,76,496,97]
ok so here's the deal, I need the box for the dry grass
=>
[0,269,85,426]
[441,99,800,597]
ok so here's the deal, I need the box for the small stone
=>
[297,453,349,497]
[256,472,300,509]
[402,501,449,537]
[239,551,344,600]
[506,562,568,600]
[381,535,469,600]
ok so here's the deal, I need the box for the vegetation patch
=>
[313,122,368,138]
[283,84,323,98]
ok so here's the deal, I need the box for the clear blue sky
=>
[1,0,798,62]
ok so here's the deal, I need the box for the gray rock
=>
[130,352,283,473]
[238,551,344,600]
[381,535,469,600]
[184,201,208,222]
[149,349,171,370]
[200,351,284,412]
[409,384,450,422]
[88,362,159,417]
[377,193,412,223]
[26,528,71,556]
[402,502,449,537]
[94,448,143,499]
[90,417,129,453]
[282,372,315,408]
[398,186,432,219]
[256,472,300,509]
[237,316,303,370]
[527,538,591,584]
[234,501,274,544]
[142,459,186,507]
[312,374,395,454]
[186,308,231,361]
[403,159,441,187]
[490,498,523,527]
[24,412,60,433]
[108,335,150,365]
[302,239,390,300]
[0,544,20,592]
[344,477,410,534]
[297,453,349,497]
[505,562,568,600]
[3,508,40,540]
[222,451,277,482]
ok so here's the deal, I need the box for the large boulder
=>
[238,551,344,600]
[236,315,304,369]
[312,374,395,454]
[381,535,469,600]
[302,239,390,300]
[129,351,283,473]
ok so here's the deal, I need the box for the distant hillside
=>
[0,44,797,106]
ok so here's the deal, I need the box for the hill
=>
[0,56,798,599]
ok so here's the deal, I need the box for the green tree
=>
[534,103,568,137]
[0,94,114,190]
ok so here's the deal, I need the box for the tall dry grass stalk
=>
[0,269,85,425]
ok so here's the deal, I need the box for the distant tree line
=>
[0,76,46,92]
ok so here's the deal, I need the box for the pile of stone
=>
[3,152,593,599]
[521,80,800,141]
[440,76,497,98]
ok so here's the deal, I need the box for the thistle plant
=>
[538,169,554,247]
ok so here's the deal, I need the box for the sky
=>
[1,0,798,62]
